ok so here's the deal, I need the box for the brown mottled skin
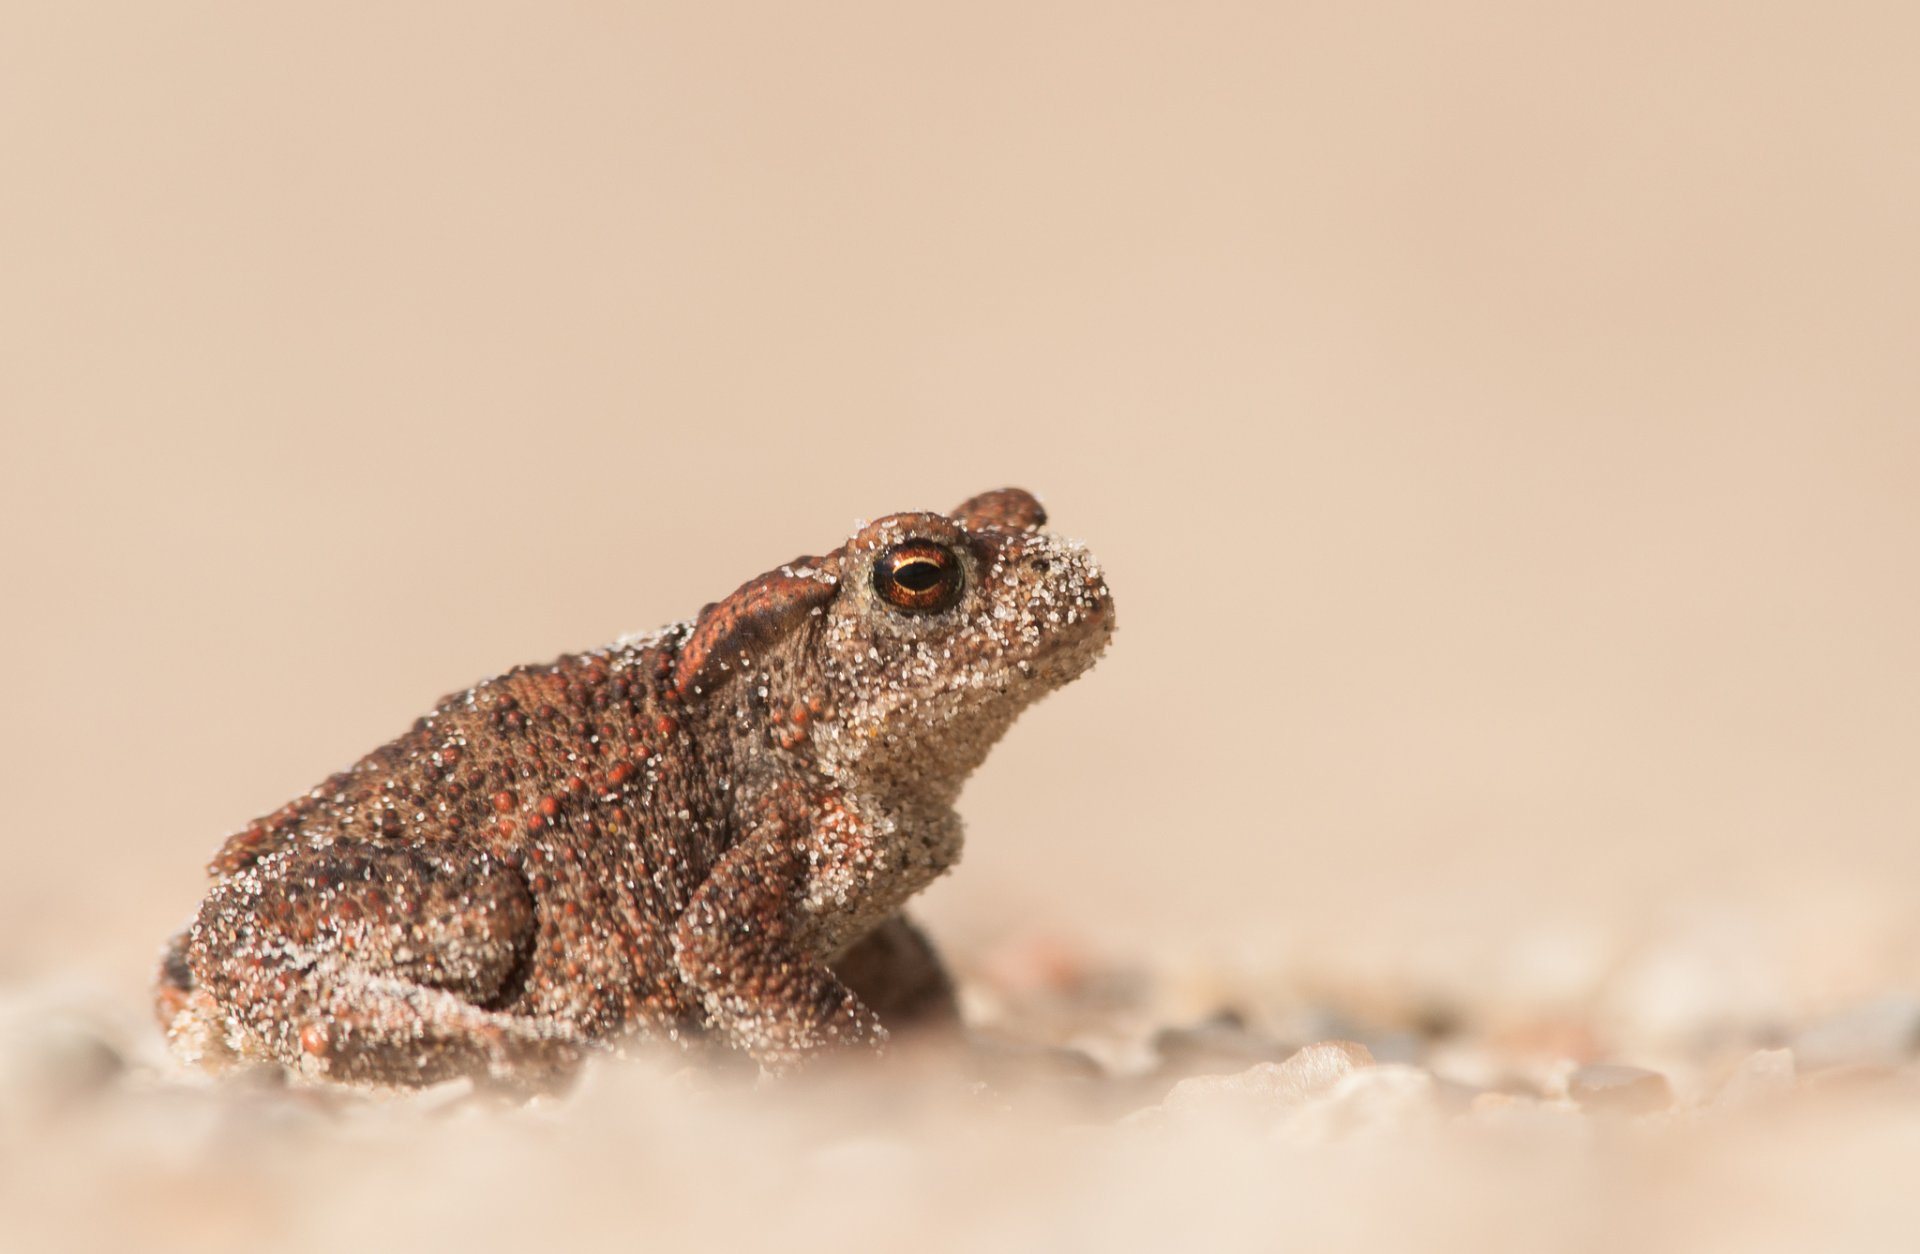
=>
[156,489,1113,1089]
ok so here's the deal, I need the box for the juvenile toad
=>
[155,488,1113,1088]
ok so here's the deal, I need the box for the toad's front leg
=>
[672,796,886,1071]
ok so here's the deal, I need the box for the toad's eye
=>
[873,542,963,613]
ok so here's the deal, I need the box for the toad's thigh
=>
[181,844,576,1085]
[189,843,536,1005]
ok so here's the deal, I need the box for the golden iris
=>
[873,542,962,612]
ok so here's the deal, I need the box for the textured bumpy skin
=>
[155,488,1113,1088]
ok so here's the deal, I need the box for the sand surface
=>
[7,940,1920,1254]
[4,3,1918,1250]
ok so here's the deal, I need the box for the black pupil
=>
[893,557,945,592]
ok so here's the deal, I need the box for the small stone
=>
[1163,1040,1373,1109]
[965,1036,1107,1084]
[1129,1040,1374,1127]
[1790,996,1920,1072]
[0,999,126,1119]
[1150,1011,1293,1075]
[1364,1030,1428,1066]
[1280,1063,1441,1143]
[1713,1048,1796,1110]
[1567,1063,1672,1115]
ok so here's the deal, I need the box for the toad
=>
[154,488,1113,1088]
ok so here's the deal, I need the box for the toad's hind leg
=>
[179,845,585,1089]
[833,914,961,1035]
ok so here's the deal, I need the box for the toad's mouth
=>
[941,609,1114,702]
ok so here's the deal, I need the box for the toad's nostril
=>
[1026,555,1054,573]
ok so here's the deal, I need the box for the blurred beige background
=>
[2,2,1916,1011]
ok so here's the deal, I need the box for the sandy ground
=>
[5,3,1919,1250]
[7,936,1920,1254]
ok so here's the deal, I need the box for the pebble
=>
[967,1037,1108,1084]
[1709,1048,1795,1111]
[1566,1064,1673,1115]
[1789,995,1920,1072]
[0,991,128,1122]
[1149,1012,1295,1076]
[1127,1040,1374,1128]
[1278,1064,1440,1144]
